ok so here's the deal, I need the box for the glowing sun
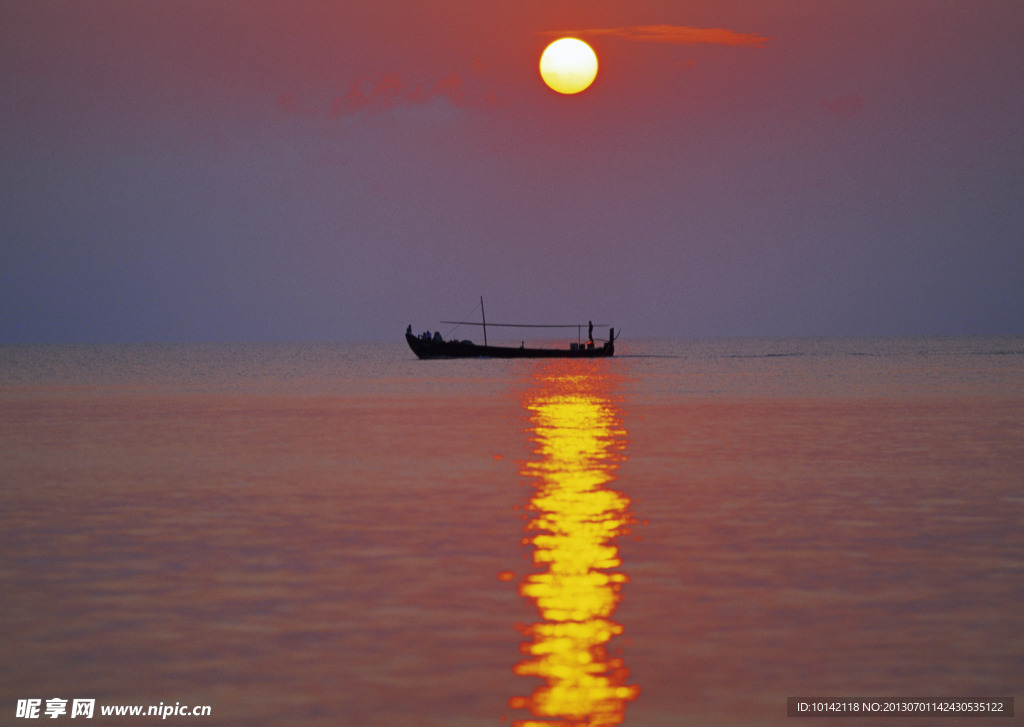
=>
[539,38,598,95]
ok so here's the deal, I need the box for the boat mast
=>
[480,296,487,347]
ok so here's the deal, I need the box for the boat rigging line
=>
[439,297,611,346]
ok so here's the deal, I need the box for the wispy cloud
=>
[277,70,504,119]
[822,94,865,118]
[546,24,770,48]
[330,73,504,116]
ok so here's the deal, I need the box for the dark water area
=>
[2,337,1022,726]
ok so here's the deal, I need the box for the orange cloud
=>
[547,24,770,48]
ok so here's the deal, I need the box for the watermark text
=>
[16,699,211,719]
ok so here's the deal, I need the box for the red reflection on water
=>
[510,362,639,727]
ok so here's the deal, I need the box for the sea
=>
[2,336,1022,727]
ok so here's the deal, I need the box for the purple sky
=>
[3,1,1022,343]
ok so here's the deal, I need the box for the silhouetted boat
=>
[405,298,615,359]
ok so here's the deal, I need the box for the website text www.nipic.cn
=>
[16,699,212,720]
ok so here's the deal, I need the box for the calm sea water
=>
[2,337,1022,726]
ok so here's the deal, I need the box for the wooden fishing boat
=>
[405,298,616,359]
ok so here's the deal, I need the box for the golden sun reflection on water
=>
[510,365,639,727]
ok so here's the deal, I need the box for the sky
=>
[2,0,1022,343]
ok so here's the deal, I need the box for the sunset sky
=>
[3,1,1022,343]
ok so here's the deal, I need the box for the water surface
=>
[2,337,1022,725]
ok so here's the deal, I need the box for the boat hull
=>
[405,334,613,359]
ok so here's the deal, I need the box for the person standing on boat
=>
[588,321,594,348]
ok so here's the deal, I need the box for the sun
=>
[539,38,598,95]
